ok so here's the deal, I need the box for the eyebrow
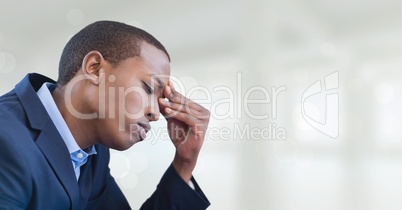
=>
[150,74,165,91]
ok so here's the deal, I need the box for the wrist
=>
[172,155,196,183]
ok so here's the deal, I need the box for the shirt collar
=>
[71,146,97,169]
[36,82,97,162]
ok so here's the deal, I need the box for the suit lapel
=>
[77,155,93,206]
[15,73,80,210]
[35,123,80,210]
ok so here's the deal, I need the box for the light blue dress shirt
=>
[36,82,96,181]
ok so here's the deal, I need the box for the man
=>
[0,21,210,209]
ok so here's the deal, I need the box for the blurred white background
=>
[0,0,400,209]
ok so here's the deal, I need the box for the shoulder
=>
[0,89,41,161]
[0,89,32,138]
[0,89,22,118]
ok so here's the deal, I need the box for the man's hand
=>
[158,81,210,183]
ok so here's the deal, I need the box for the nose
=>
[146,101,160,122]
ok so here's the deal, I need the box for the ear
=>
[81,51,105,85]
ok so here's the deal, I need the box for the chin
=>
[106,133,141,151]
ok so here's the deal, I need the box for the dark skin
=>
[52,42,210,183]
[160,81,210,181]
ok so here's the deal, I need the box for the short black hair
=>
[57,20,170,85]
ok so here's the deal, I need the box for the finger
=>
[159,98,191,113]
[163,85,184,104]
[159,97,201,114]
[159,98,209,120]
[164,107,200,127]
[164,85,206,112]
[159,102,185,120]
[160,104,203,121]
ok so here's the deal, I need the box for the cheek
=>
[122,91,148,117]
[102,87,149,120]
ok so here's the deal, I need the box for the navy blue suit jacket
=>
[0,73,210,210]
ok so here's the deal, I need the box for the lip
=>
[138,122,151,133]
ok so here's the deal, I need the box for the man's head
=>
[56,21,171,150]
[58,20,170,86]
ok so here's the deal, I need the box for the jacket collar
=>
[14,73,80,210]
[14,73,55,130]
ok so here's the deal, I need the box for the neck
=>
[51,85,96,150]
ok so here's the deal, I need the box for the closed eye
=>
[142,81,154,94]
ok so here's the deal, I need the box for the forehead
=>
[138,42,170,88]
[110,42,170,87]
[139,42,170,77]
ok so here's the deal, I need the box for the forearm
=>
[172,153,197,183]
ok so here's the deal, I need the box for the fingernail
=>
[166,108,172,113]
[160,98,168,104]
